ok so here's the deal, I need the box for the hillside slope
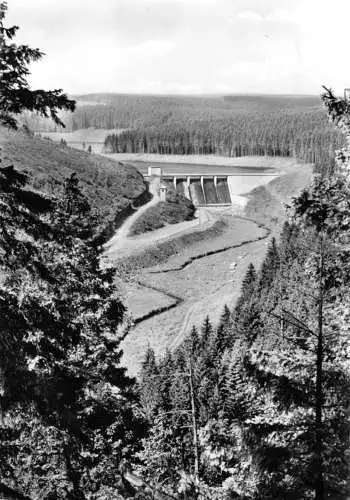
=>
[0,128,148,241]
[244,161,314,226]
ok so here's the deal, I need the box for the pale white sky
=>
[7,0,350,95]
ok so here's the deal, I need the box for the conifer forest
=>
[1,2,350,499]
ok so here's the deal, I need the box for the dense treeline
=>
[138,213,350,499]
[105,109,342,175]
[23,90,343,175]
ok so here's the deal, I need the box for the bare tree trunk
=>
[315,234,324,500]
[189,359,200,484]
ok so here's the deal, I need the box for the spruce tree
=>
[199,316,213,351]
[258,237,280,290]
[235,263,257,318]
[157,349,175,413]
[0,166,146,498]
[139,346,162,421]
[213,305,233,355]
[0,2,75,129]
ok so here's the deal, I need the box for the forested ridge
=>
[24,92,343,175]
[105,108,342,175]
[25,94,322,132]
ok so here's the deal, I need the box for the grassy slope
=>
[244,163,314,226]
[129,187,195,235]
[0,128,148,239]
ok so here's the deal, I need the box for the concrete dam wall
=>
[164,175,232,206]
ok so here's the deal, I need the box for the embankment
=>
[133,282,183,324]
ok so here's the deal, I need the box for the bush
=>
[130,188,195,235]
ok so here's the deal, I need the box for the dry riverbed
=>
[120,215,270,375]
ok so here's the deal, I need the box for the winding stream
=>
[148,217,270,275]
[130,218,270,326]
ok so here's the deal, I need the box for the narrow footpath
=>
[103,178,217,262]
[103,177,160,258]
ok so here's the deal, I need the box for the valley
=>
[102,155,313,375]
[6,126,312,377]
[3,2,349,496]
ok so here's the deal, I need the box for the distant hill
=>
[0,128,148,242]
[74,92,320,107]
[21,93,322,133]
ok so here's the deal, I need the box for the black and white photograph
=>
[0,0,349,498]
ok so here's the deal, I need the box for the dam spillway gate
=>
[162,175,232,206]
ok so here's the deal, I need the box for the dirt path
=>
[103,177,160,258]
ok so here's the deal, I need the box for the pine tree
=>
[189,325,200,356]
[0,169,145,498]
[200,316,213,351]
[235,263,257,318]
[212,305,233,355]
[139,346,162,421]
[0,6,149,497]
[258,237,280,290]
[230,129,350,498]
[0,2,75,129]
[157,349,175,413]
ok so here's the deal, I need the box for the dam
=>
[142,164,278,207]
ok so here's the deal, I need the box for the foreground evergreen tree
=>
[0,166,146,498]
[0,6,146,497]
[0,2,75,129]
[258,237,279,291]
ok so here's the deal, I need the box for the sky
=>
[6,0,350,96]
